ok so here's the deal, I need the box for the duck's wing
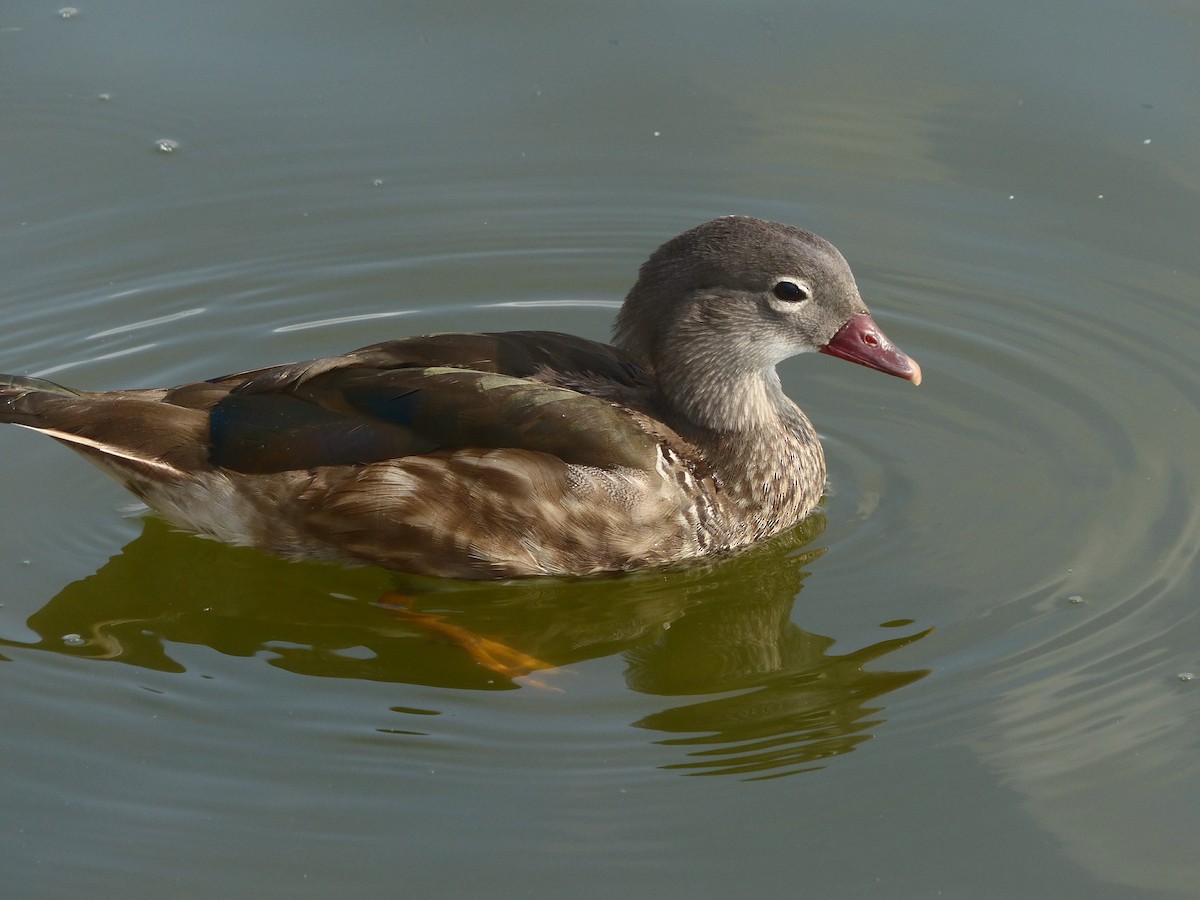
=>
[207,331,647,394]
[181,331,664,475]
[203,365,662,474]
[0,332,662,480]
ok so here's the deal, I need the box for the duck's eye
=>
[772,279,810,302]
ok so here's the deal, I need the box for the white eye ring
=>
[772,278,811,303]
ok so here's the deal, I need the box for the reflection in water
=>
[630,625,929,780]
[1,516,930,779]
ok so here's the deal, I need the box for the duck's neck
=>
[657,366,827,535]
[661,365,794,434]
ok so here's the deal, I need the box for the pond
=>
[2,1,1198,897]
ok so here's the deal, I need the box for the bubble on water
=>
[61,633,86,647]
[154,138,180,153]
[57,7,79,19]
[372,178,384,187]
[98,93,111,101]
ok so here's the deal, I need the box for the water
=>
[2,1,1199,897]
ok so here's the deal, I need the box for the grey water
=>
[2,1,1199,897]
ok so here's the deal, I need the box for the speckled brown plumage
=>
[0,216,920,578]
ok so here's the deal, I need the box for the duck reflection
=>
[1,515,930,779]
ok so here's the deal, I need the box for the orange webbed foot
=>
[377,593,566,689]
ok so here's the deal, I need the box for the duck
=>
[0,216,920,579]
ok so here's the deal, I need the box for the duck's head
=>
[614,216,920,430]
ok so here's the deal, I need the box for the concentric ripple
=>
[791,227,1200,886]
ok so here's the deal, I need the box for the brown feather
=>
[0,216,919,578]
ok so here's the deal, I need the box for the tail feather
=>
[0,373,211,476]
[0,373,84,395]
[0,374,86,427]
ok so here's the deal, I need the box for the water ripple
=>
[809,235,1200,832]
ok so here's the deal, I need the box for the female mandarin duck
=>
[0,216,919,579]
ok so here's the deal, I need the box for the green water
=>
[2,1,1198,897]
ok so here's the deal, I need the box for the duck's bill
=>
[819,312,922,385]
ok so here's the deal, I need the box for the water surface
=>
[2,1,1199,897]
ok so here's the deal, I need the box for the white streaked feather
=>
[14,423,187,477]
